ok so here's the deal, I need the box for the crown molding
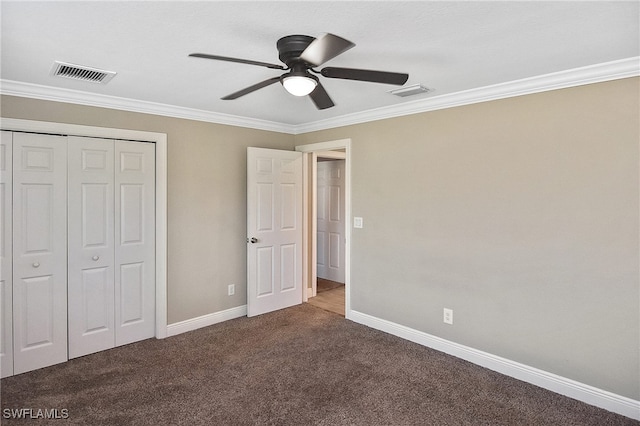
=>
[2,56,638,135]
[0,79,297,134]
[293,56,640,134]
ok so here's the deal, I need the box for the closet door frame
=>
[0,131,13,377]
[0,118,168,339]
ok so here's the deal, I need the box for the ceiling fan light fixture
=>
[282,73,318,96]
[190,32,410,109]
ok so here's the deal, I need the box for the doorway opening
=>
[309,155,345,315]
[296,140,351,318]
[308,277,345,315]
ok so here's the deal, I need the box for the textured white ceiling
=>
[1,1,638,126]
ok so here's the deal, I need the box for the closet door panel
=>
[1,131,13,378]
[115,141,155,345]
[67,137,115,359]
[12,133,67,374]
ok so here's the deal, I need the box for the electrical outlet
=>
[228,284,235,296]
[443,308,453,325]
[354,217,363,228]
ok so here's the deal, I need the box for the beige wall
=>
[2,77,638,400]
[295,77,640,400]
[0,95,296,324]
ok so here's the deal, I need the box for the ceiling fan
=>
[189,33,409,110]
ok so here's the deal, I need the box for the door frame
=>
[296,139,351,318]
[0,118,168,338]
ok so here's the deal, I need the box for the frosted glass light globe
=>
[282,75,317,96]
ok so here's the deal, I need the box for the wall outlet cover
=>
[443,308,453,325]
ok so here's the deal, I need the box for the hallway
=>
[307,278,344,316]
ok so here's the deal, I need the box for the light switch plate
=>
[354,217,363,228]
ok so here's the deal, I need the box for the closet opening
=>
[0,119,167,378]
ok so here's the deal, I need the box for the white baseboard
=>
[166,305,247,337]
[307,286,315,299]
[349,310,640,421]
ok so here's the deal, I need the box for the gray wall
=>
[0,95,296,324]
[2,76,638,400]
[295,77,640,400]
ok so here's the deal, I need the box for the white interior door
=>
[115,141,155,345]
[68,137,115,359]
[247,147,303,317]
[316,160,345,283]
[1,131,13,377]
[12,132,67,374]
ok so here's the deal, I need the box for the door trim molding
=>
[0,118,168,339]
[295,139,351,318]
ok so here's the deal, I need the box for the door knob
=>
[92,256,100,261]
[32,262,40,268]
[247,237,258,244]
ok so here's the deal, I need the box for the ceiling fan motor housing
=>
[277,35,315,67]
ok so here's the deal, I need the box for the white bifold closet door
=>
[12,132,68,375]
[68,137,155,359]
[67,137,116,358]
[3,132,155,374]
[113,140,155,347]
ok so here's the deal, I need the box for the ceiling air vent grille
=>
[50,61,116,84]
[388,84,432,98]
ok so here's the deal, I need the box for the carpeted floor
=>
[1,304,637,425]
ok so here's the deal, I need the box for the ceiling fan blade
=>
[308,82,335,110]
[221,76,281,100]
[321,67,408,85]
[189,53,285,70]
[299,33,355,67]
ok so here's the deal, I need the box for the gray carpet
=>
[1,304,637,425]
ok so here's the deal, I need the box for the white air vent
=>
[50,61,116,84]
[388,84,433,97]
